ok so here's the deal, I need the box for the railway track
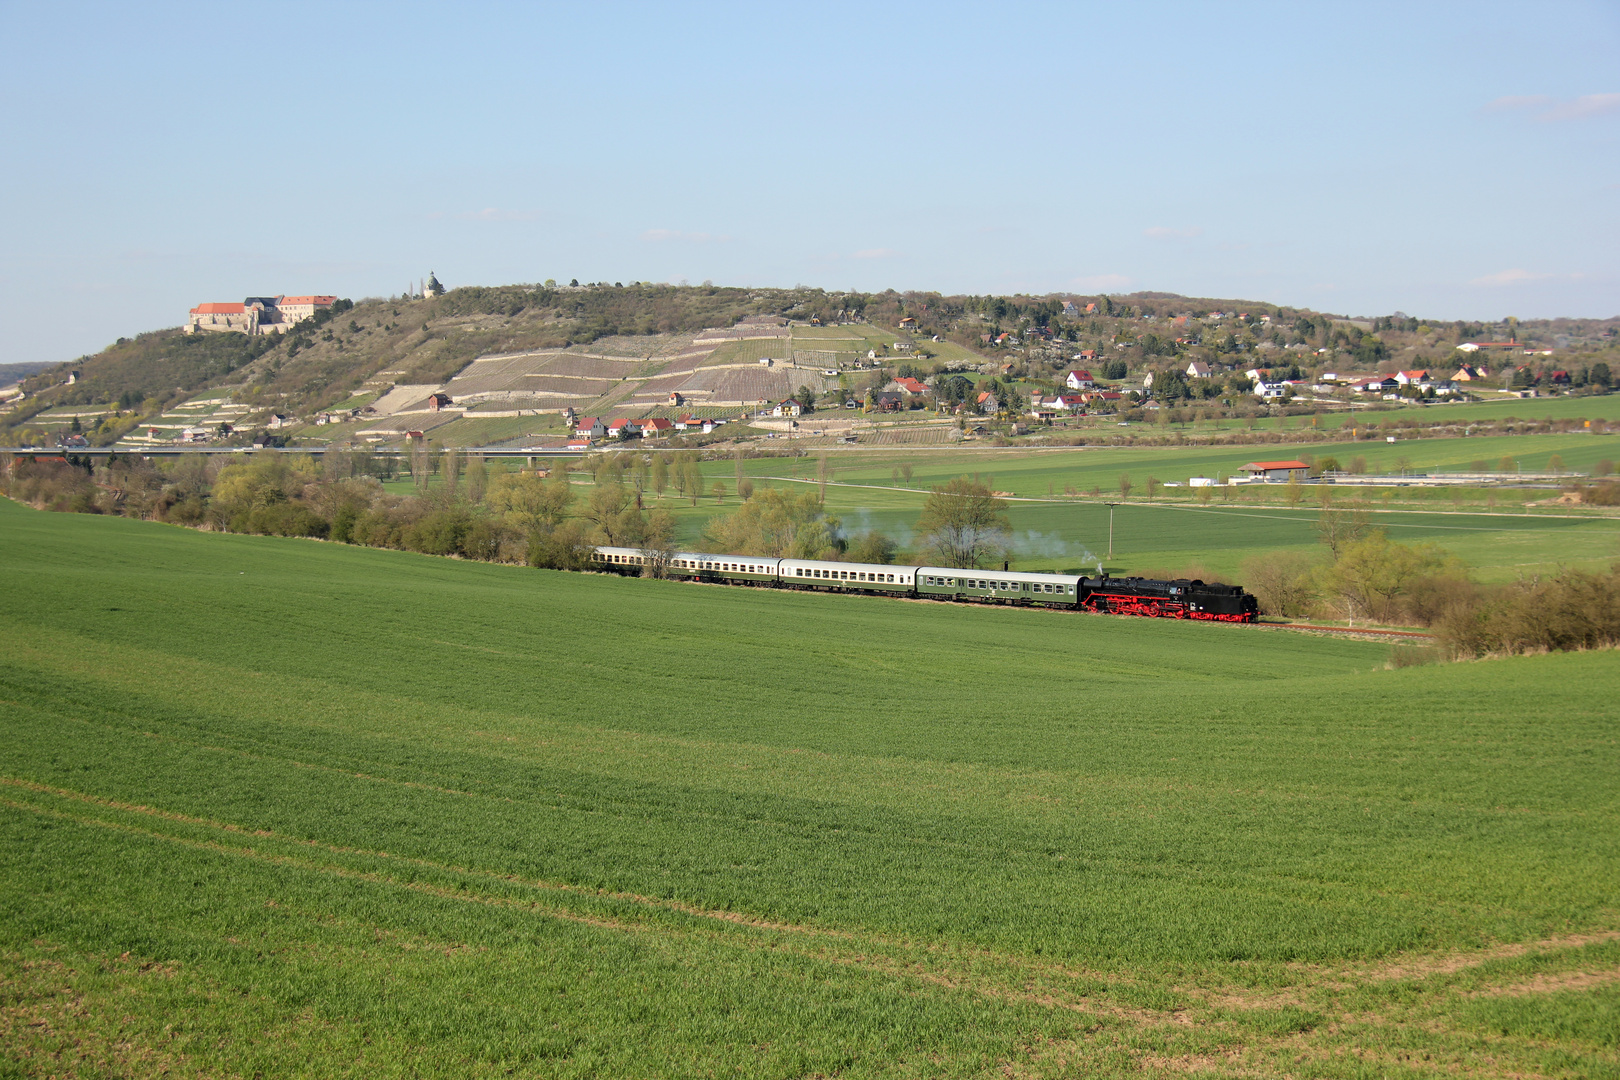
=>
[1264,622,1435,640]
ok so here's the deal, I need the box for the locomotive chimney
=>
[1003,561,1008,572]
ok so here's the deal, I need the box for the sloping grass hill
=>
[1,498,1617,1077]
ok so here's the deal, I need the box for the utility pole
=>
[1106,502,1117,562]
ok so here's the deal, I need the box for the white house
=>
[1186,361,1211,378]
[1064,370,1096,390]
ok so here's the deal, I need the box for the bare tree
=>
[915,477,1011,568]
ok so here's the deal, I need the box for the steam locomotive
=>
[592,547,1258,622]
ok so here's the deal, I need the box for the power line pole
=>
[1106,502,1117,562]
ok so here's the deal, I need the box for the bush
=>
[1436,566,1620,658]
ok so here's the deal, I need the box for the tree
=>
[1324,531,1452,623]
[464,456,489,504]
[1241,551,1317,617]
[583,482,648,545]
[651,455,669,501]
[1316,504,1371,559]
[1118,473,1133,499]
[711,481,726,503]
[915,477,1010,569]
[486,469,574,534]
[638,509,677,576]
[701,488,839,557]
[846,531,898,564]
[1591,361,1612,389]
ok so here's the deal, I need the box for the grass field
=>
[1,498,1617,1077]
[620,438,1620,580]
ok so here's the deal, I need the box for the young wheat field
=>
[0,497,1616,1078]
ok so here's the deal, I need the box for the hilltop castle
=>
[185,295,336,336]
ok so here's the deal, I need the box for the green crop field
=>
[1,497,1617,1077]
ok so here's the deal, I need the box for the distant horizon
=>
[3,1,1616,366]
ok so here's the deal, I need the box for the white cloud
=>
[1539,93,1620,122]
[1483,94,1552,113]
[852,248,898,259]
[1469,268,1591,288]
[1483,93,1620,122]
[1068,273,1132,291]
[1144,226,1203,240]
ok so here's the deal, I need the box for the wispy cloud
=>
[1484,93,1620,122]
[1069,273,1132,291]
[641,228,730,243]
[1144,226,1203,240]
[1470,268,1589,287]
[852,248,899,259]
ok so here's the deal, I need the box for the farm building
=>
[1242,460,1310,482]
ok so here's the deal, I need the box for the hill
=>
[4,280,1616,449]
[2,497,1617,1077]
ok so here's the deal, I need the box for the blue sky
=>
[2,1,1616,367]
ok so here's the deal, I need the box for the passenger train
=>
[592,546,1258,622]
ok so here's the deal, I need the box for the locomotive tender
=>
[592,546,1257,622]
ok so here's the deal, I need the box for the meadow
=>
[604,437,1620,581]
[1,498,1617,1077]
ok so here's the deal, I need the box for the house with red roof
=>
[1393,369,1431,386]
[575,416,606,439]
[892,376,929,396]
[605,418,641,438]
[1065,370,1095,390]
[1242,460,1311,482]
[640,417,673,436]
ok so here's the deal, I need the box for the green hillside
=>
[6,280,1615,450]
[2,498,1616,1077]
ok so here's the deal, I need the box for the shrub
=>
[1436,566,1620,658]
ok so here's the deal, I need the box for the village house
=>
[1065,369,1096,390]
[1186,361,1211,378]
[890,376,929,397]
[1393,370,1430,386]
[427,392,453,411]
[605,418,641,438]
[575,416,606,440]
[772,399,803,418]
[1242,459,1310,482]
[667,392,684,407]
[873,392,905,412]
[266,414,292,429]
[898,316,917,331]
[1452,364,1490,382]
[640,417,673,437]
